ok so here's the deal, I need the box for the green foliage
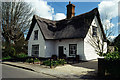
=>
[2,56,12,60]
[2,46,16,57]
[114,34,120,52]
[34,58,40,62]
[42,59,66,67]
[14,36,28,54]
[114,46,118,51]
[104,51,120,60]
[10,47,16,57]
[26,58,39,63]
[42,59,51,66]
[15,53,28,58]
[26,58,34,63]
[57,59,66,65]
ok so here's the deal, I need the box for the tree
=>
[2,2,33,45]
[2,2,33,56]
[101,12,115,40]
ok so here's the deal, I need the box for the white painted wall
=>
[28,23,46,57]
[84,16,107,60]
[45,40,55,57]
[55,39,85,60]
[45,39,85,60]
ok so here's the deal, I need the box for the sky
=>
[28,0,119,40]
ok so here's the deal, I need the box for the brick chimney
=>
[66,1,75,19]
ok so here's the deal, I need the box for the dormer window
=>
[92,26,97,37]
[34,30,38,40]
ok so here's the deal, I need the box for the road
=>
[2,64,55,78]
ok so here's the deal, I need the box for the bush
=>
[15,53,28,58]
[102,51,120,77]
[2,46,16,57]
[42,59,66,67]
[104,51,120,60]
[42,59,51,66]
[34,58,40,62]
[2,56,12,60]
[26,58,33,63]
[26,58,40,63]
[57,59,66,65]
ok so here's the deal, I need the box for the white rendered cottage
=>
[26,2,107,61]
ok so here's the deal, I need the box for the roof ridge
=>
[70,7,98,19]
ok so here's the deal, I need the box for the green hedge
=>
[42,59,66,67]
[101,51,120,77]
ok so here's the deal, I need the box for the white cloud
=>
[98,1,118,20]
[98,0,119,30]
[29,0,66,20]
[30,0,54,20]
[53,13,66,20]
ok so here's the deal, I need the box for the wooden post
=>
[50,58,52,68]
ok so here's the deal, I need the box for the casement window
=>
[34,30,38,40]
[32,45,39,57]
[92,26,97,37]
[69,44,77,56]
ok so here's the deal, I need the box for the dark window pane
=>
[69,44,77,56]
[34,30,38,40]
[92,26,97,37]
[32,45,39,57]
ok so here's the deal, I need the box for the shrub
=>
[26,58,34,63]
[2,46,16,58]
[42,59,66,67]
[42,59,51,66]
[104,51,120,60]
[2,56,12,60]
[15,53,28,58]
[8,47,16,57]
[26,58,40,63]
[58,59,66,65]
[34,58,40,62]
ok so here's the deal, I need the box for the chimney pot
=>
[69,1,71,4]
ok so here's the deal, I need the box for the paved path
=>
[2,60,98,79]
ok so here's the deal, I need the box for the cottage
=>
[26,2,107,61]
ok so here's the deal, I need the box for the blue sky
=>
[48,2,100,15]
[48,2,118,37]
[30,0,119,39]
